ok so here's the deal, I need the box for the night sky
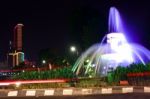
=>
[0,0,150,62]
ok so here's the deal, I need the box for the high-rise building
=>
[13,24,23,51]
[8,23,24,67]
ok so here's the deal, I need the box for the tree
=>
[38,48,71,67]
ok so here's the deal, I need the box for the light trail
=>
[0,79,71,86]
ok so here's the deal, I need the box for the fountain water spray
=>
[72,7,150,77]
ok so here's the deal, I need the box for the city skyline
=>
[0,0,150,61]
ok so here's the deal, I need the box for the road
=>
[1,93,150,99]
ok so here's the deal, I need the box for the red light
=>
[0,79,70,86]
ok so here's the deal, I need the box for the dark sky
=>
[0,0,150,61]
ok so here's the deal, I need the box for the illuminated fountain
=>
[72,7,150,77]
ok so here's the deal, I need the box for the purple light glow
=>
[72,7,150,77]
[109,7,124,33]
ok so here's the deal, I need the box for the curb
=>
[0,86,150,97]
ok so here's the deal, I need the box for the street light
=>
[69,46,79,65]
[70,46,79,56]
[70,46,76,52]
[42,60,46,64]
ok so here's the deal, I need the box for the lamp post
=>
[70,46,76,52]
[69,46,79,65]
[42,60,46,64]
[70,46,78,55]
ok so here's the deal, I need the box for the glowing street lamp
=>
[42,60,46,64]
[70,45,79,55]
[70,46,76,52]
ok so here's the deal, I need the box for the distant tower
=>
[8,23,25,67]
[13,23,23,51]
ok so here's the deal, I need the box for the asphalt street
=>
[1,93,150,99]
